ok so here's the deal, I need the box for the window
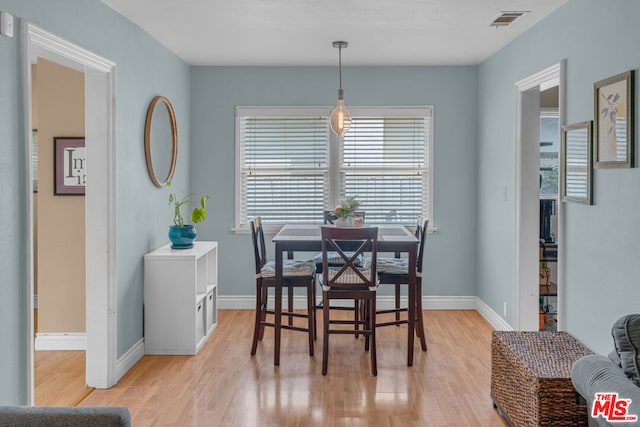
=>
[235,106,433,230]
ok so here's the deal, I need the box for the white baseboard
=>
[423,295,477,310]
[35,332,86,351]
[219,295,258,309]
[115,338,144,383]
[476,298,513,331]
[219,294,514,331]
[219,295,478,311]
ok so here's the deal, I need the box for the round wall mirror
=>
[144,95,178,187]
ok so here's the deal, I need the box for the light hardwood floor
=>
[33,308,94,406]
[34,350,94,406]
[78,309,508,426]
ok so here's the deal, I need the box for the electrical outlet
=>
[503,302,508,318]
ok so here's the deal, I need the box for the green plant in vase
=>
[333,195,360,226]
[167,182,210,249]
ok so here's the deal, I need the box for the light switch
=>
[1,12,14,38]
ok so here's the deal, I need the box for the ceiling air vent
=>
[490,11,528,27]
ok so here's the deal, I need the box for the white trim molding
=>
[514,61,565,331]
[35,333,86,351]
[116,339,145,382]
[219,294,512,332]
[475,299,513,331]
[220,294,477,311]
[22,21,118,399]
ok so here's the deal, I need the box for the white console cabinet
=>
[144,241,218,355]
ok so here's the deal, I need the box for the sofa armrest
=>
[0,406,131,427]
[571,355,640,427]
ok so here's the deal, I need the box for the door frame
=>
[21,22,117,402]
[514,61,565,331]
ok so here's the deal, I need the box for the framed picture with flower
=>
[593,70,634,168]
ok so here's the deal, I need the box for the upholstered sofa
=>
[571,314,640,427]
[0,406,131,426]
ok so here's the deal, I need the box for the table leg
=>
[274,243,283,366]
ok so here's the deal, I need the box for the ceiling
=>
[102,0,567,66]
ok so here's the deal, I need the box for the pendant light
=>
[330,41,352,138]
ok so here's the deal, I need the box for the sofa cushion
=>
[571,354,640,427]
[0,406,132,427]
[607,349,622,368]
[611,313,640,387]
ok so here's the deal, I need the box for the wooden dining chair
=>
[319,226,379,376]
[313,210,367,339]
[250,217,316,357]
[375,218,429,352]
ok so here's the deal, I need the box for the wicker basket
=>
[491,331,593,427]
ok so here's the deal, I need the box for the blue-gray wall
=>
[0,0,190,403]
[477,0,640,354]
[2,0,638,406]
[190,66,479,300]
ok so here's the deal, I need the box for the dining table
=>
[271,224,420,367]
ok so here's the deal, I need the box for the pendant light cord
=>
[338,45,343,92]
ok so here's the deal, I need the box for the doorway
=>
[22,22,117,403]
[31,57,91,405]
[514,62,565,331]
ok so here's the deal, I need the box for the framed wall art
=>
[54,137,86,195]
[594,70,634,168]
[561,121,593,204]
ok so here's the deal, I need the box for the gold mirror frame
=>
[144,95,178,187]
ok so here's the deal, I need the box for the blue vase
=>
[168,224,197,249]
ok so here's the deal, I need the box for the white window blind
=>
[564,127,590,199]
[342,110,431,224]
[235,106,433,230]
[237,108,330,227]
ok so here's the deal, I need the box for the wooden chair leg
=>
[251,284,263,355]
[288,287,294,326]
[258,287,268,340]
[364,301,370,352]
[306,282,314,356]
[354,299,360,338]
[395,284,401,324]
[322,292,330,376]
[312,280,318,340]
[407,285,415,365]
[416,280,427,351]
[370,297,377,376]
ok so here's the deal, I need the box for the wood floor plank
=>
[34,349,94,407]
[79,310,508,426]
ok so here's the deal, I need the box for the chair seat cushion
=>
[320,266,377,292]
[260,260,315,278]
[375,257,409,275]
[313,251,364,267]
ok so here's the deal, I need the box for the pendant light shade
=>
[330,93,351,138]
[330,41,351,138]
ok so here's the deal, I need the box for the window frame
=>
[234,105,434,233]
[539,108,560,200]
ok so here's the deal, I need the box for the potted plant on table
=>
[333,195,360,227]
[168,182,210,249]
